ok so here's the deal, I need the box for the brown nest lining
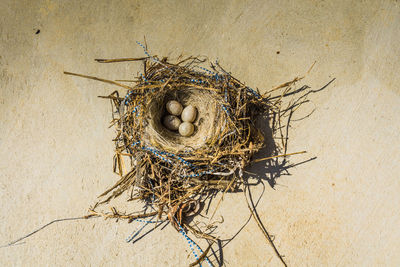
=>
[144,87,225,152]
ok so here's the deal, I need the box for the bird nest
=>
[92,56,269,214]
[64,47,312,265]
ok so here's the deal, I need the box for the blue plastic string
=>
[143,146,173,164]
[246,86,261,99]
[124,90,134,105]
[130,142,222,178]
[126,217,164,243]
[136,41,151,58]
[174,216,212,267]
[132,104,140,116]
[191,78,207,85]
[136,41,162,65]
[180,169,215,178]
[126,216,155,243]
[156,150,196,168]
[174,217,199,264]
[198,66,216,75]
[221,104,230,116]
[131,141,141,147]
[134,218,164,224]
[197,66,222,83]
[140,73,148,84]
[130,141,197,168]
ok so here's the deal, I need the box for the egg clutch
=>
[163,100,197,137]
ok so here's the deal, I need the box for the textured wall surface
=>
[1,0,399,266]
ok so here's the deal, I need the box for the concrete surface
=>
[1,0,399,266]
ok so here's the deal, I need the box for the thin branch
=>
[244,185,287,266]
[1,215,96,248]
[95,57,149,63]
[64,71,133,90]
[253,150,306,163]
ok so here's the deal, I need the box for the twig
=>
[63,71,133,90]
[95,57,149,63]
[244,185,287,266]
[1,215,96,248]
[253,151,306,163]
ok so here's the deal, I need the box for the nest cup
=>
[143,87,225,153]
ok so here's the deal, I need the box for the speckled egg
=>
[166,100,183,116]
[181,105,197,122]
[179,122,194,137]
[163,115,181,131]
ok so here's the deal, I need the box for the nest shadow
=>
[203,78,334,266]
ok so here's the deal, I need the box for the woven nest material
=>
[94,56,270,209]
[64,52,306,223]
[63,46,313,265]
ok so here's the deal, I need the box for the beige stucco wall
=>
[1,0,399,266]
